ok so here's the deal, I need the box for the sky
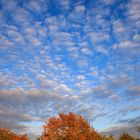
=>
[0,0,140,139]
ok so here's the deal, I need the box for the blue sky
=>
[0,0,140,139]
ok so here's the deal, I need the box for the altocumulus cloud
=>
[0,0,140,139]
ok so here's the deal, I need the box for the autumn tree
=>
[0,127,28,140]
[137,127,140,133]
[119,132,135,140]
[106,135,115,140]
[100,135,115,140]
[19,134,29,140]
[41,112,103,140]
[0,127,16,140]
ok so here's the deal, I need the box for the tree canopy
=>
[119,132,135,140]
[0,127,28,140]
[42,112,104,140]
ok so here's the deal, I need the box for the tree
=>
[100,135,115,140]
[19,134,29,140]
[42,112,102,140]
[119,132,135,140]
[0,127,16,140]
[137,127,140,133]
[0,127,28,140]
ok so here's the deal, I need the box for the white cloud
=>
[24,26,37,35]
[55,31,72,41]
[113,41,139,49]
[58,0,71,11]
[77,59,88,67]
[133,34,140,42]
[48,24,58,35]
[7,28,25,44]
[0,0,139,138]
[89,32,110,43]
[0,35,14,47]
[36,74,57,88]
[13,7,32,24]
[0,73,16,88]
[29,36,42,46]
[89,67,99,77]
[113,19,126,34]
[74,5,86,14]
[96,46,108,55]
[0,0,18,12]
[108,75,134,89]
[68,5,86,23]
[55,84,73,93]
[38,27,47,37]
[82,85,114,101]
[81,47,91,55]
[127,85,140,96]
[23,0,47,14]
[126,0,140,21]
[76,75,85,80]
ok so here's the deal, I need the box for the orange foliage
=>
[42,112,101,140]
[18,134,29,140]
[0,127,28,140]
[119,133,135,140]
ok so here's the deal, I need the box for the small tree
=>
[19,134,29,140]
[119,132,135,140]
[137,127,140,133]
[0,127,16,140]
[100,135,115,140]
[0,127,28,140]
[42,112,102,140]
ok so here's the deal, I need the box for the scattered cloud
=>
[0,0,139,139]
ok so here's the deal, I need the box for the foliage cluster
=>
[0,112,139,140]
[0,127,28,140]
[40,112,138,140]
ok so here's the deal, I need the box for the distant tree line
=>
[0,112,139,140]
